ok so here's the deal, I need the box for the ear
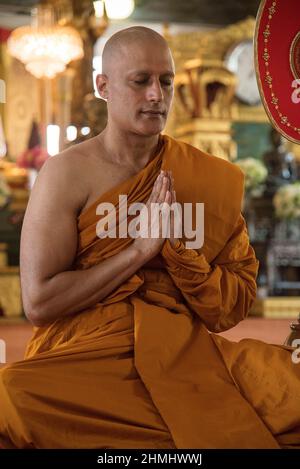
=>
[96,74,108,101]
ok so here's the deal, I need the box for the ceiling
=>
[133,0,260,25]
[0,0,35,16]
[0,0,261,27]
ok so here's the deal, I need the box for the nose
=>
[146,77,163,102]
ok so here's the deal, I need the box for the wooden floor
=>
[0,317,294,364]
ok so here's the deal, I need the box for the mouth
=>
[141,110,166,117]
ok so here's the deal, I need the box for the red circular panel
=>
[255,0,300,144]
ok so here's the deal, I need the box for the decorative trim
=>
[254,0,300,144]
[290,31,300,80]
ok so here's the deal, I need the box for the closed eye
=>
[134,79,172,86]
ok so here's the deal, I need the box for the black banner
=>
[0,449,299,467]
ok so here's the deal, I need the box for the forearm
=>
[25,244,147,326]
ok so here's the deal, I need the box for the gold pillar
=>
[0,38,9,153]
[38,78,54,150]
[68,0,108,130]
[55,68,75,150]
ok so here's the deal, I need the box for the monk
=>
[0,26,299,449]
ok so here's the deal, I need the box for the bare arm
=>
[20,158,170,327]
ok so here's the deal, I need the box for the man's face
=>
[99,40,175,137]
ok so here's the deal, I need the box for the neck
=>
[98,124,161,170]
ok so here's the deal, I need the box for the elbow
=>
[209,286,257,333]
[22,278,57,327]
[23,293,52,327]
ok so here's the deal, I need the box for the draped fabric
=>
[0,135,299,449]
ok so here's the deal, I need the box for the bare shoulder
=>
[30,138,100,215]
[42,137,97,178]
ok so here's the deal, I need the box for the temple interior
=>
[0,0,300,365]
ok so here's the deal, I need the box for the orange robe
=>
[0,135,299,449]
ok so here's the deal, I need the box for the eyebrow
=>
[127,70,175,78]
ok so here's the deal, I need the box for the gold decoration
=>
[0,267,22,317]
[167,17,268,138]
[1,164,29,211]
[251,296,300,318]
[0,244,8,268]
[169,17,257,73]
[165,17,269,160]
[174,119,237,161]
[7,5,84,79]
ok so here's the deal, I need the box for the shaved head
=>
[96,26,175,137]
[102,26,173,76]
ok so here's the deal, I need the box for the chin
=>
[135,122,165,137]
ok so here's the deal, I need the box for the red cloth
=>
[0,28,11,43]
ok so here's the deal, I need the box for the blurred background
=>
[0,0,299,363]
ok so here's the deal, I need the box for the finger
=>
[148,172,166,229]
[163,190,171,205]
[169,174,173,194]
[166,170,171,189]
[167,171,174,190]
[164,170,172,205]
[154,171,166,199]
[164,188,171,204]
[159,190,171,237]
[171,174,175,191]
[170,190,175,205]
[168,176,175,204]
[158,176,169,204]
[147,171,163,205]
[172,189,176,203]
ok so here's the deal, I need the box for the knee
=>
[0,364,22,402]
[0,365,18,432]
[0,365,32,448]
[0,364,29,427]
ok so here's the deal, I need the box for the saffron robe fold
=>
[0,135,299,449]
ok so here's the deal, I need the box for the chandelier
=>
[7,6,84,79]
[93,0,135,20]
